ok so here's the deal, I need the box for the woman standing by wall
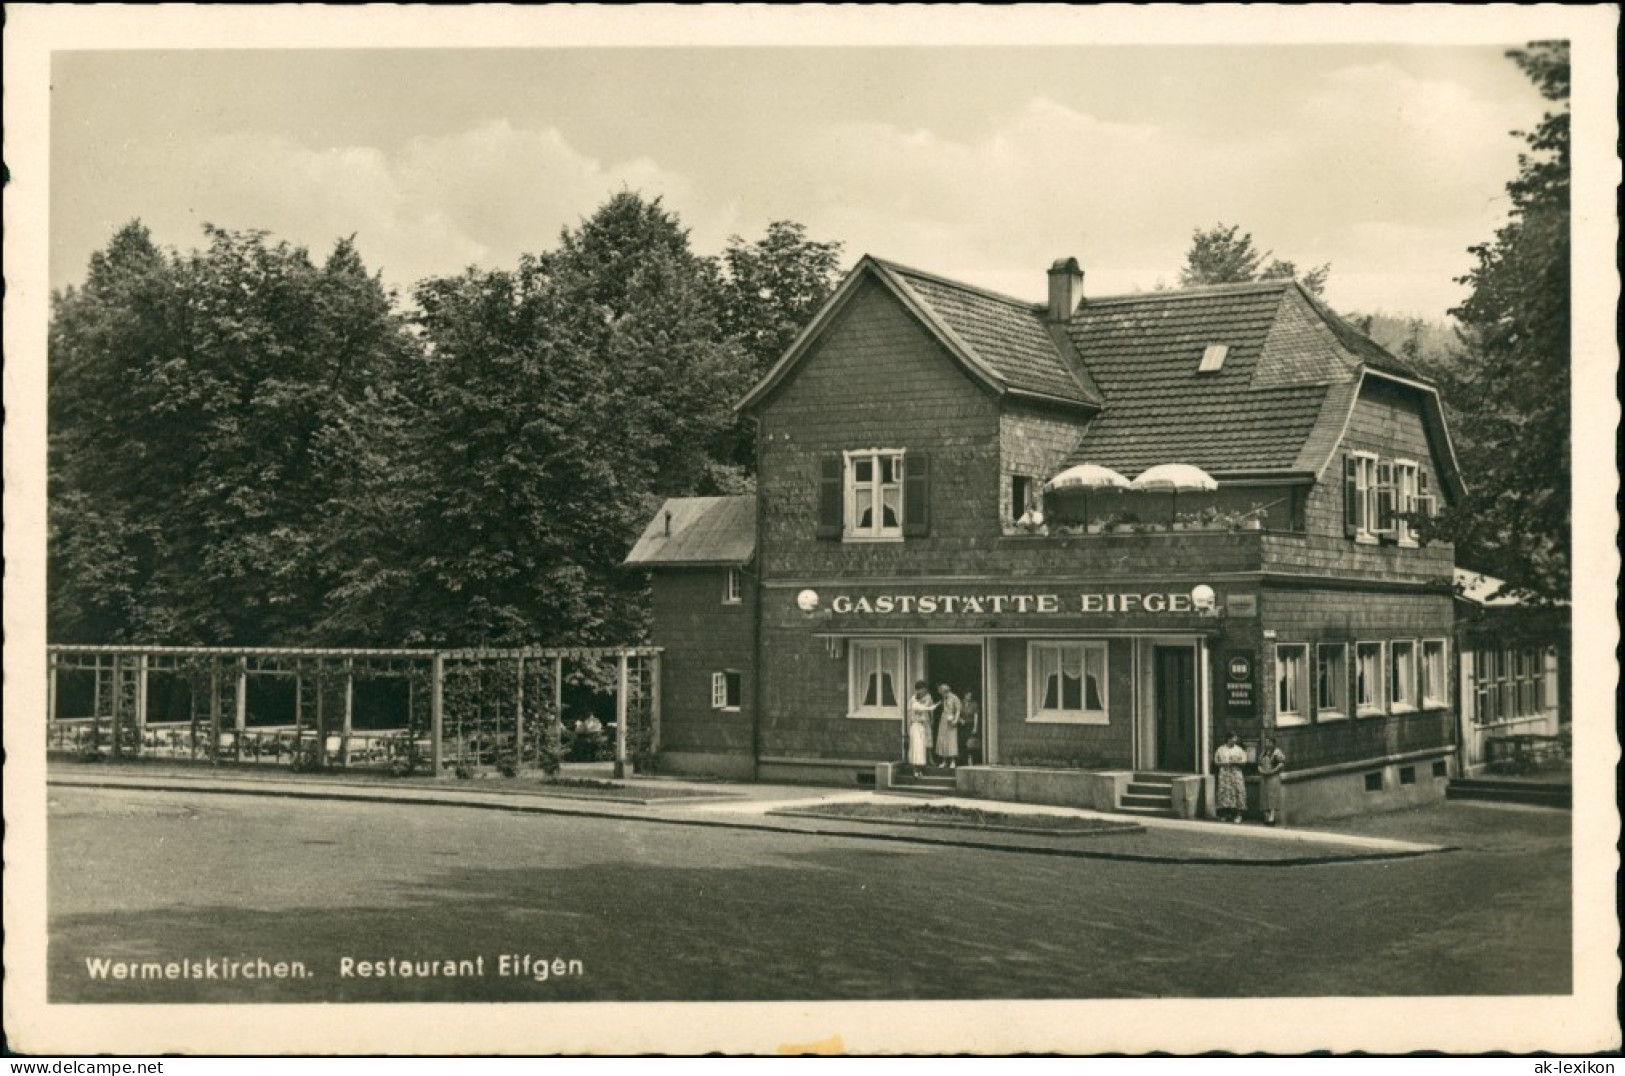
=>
[1256,736,1286,826]
[1214,732,1248,823]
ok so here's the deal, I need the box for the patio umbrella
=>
[1045,463,1131,526]
[1130,463,1219,524]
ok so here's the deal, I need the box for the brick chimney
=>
[1046,257,1085,321]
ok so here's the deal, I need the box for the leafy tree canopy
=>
[715,221,845,470]
[1431,41,1571,603]
[1178,223,1330,297]
[49,223,416,644]
[48,196,845,647]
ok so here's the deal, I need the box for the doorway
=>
[923,643,983,762]
[924,644,982,704]
[1153,645,1199,773]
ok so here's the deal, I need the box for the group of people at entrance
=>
[906,681,980,776]
[1214,732,1286,825]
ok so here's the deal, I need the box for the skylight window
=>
[1198,344,1229,373]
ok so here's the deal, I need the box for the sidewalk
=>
[46,760,1452,867]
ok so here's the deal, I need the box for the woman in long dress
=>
[906,681,937,777]
[1256,736,1286,826]
[934,683,961,768]
[1214,732,1248,823]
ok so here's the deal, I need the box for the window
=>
[1482,650,1501,724]
[848,640,903,719]
[845,449,904,540]
[1421,639,1448,707]
[1496,649,1514,720]
[1390,640,1417,711]
[819,450,929,540]
[711,671,742,711]
[1473,647,1550,724]
[1317,643,1349,720]
[722,568,742,605]
[1399,766,1417,786]
[1364,771,1384,792]
[1028,642,1108,723]
[1395,461,1420,545]
[1373,461,1398,538]
[1198,343,1229,373]
[1416,470,1438,519]
[1010,474,1036,523]
[1345,452,1380,541]
[1355,642,1385,714]
[1275,644,1308,726]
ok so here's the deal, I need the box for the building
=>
[1453,568,1570,776]
[627,255,1468,821]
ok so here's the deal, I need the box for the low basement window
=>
[1363,771,1383,793]
[1433,760,1449,779]
[1399,766,1417,786]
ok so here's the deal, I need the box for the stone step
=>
[1450,777,1571,791]
[1116,804,1178,819]
[1130,773,1177,787]
[1446,784,1570,809]
[1121,792,1174,810]
[890,772,958,791]
[1126,782,1173,797]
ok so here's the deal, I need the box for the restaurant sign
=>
[817,591,1203,616]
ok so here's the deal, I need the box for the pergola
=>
[47,644,662,777]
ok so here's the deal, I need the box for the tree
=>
[715,221,844,470]
[1430,42,1570,603]
[1178,223,1330,297]
[48,223,418,643]
[49,199,844,648]
[392,192,756,646]
[719,221,844,377]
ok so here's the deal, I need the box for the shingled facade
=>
[628,255,1468,821]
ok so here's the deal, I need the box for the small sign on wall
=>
[1225,651,1256,714]
[1226,593,1258,617]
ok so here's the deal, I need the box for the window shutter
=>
[1343,455,1359,537]
[1418,471,1435,518]
[902,452,930,537]
[816,455,843,538]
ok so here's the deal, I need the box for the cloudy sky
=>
[49,33,1553,322]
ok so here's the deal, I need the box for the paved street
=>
[47,786,1571,1003]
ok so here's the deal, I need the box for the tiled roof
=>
[879,261,1101,406]
[738,254,1450,485]
[624,496,755,566]
[1059,282,1336,474]
[1313,295,1424,380]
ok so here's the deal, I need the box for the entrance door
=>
[1153,645,1199,773]
[924,643,983,760]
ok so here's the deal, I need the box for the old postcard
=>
[4,4,1618,1057]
